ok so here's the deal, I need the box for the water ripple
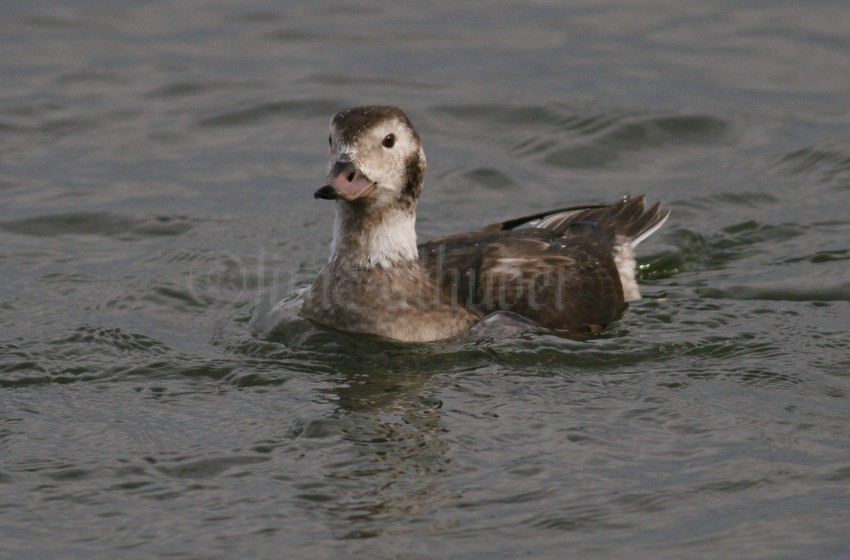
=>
[154,456,271,480]
[196,98,341,128]
[653,220,807,275]
[543,114,729,169]
[433,102,729,169]
[0,212,195,240]
[0,326,236,387]
[775,143,850,188]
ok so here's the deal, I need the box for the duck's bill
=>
[314,161,376,201]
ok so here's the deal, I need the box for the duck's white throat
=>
[330,205,418,269]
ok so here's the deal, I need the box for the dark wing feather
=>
[474,204,607,233]
[418,194,668,334]
[537,195,670,246]
[419,226,625,334]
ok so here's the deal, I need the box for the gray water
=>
[2,1,850,558]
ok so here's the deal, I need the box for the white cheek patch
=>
[352,120,419,193]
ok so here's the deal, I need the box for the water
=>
[2,1,849,558]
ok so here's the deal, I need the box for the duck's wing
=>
[418,225,626,334]
[531,195,671,301]
[473,195,670,245]
[474,203,608,233]
[533,194,670,248]
[418,195,669,333]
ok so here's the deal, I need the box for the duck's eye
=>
[381,133,396,148]
[328,135,332,147]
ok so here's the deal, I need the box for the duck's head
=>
[315,106,426,212]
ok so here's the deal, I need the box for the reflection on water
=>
[331,366,455,539]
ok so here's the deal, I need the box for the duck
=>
[298,105,670,342]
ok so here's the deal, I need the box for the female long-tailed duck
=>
[298,106,669,342]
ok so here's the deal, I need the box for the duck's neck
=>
[329,204,419,269]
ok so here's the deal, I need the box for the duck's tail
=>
[537,195,670,301]
[535,194,670,247]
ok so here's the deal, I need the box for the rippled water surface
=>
[2,1,850,558]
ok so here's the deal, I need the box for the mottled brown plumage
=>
[299,106,670,342]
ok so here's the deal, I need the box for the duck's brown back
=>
[419,224,625,334]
